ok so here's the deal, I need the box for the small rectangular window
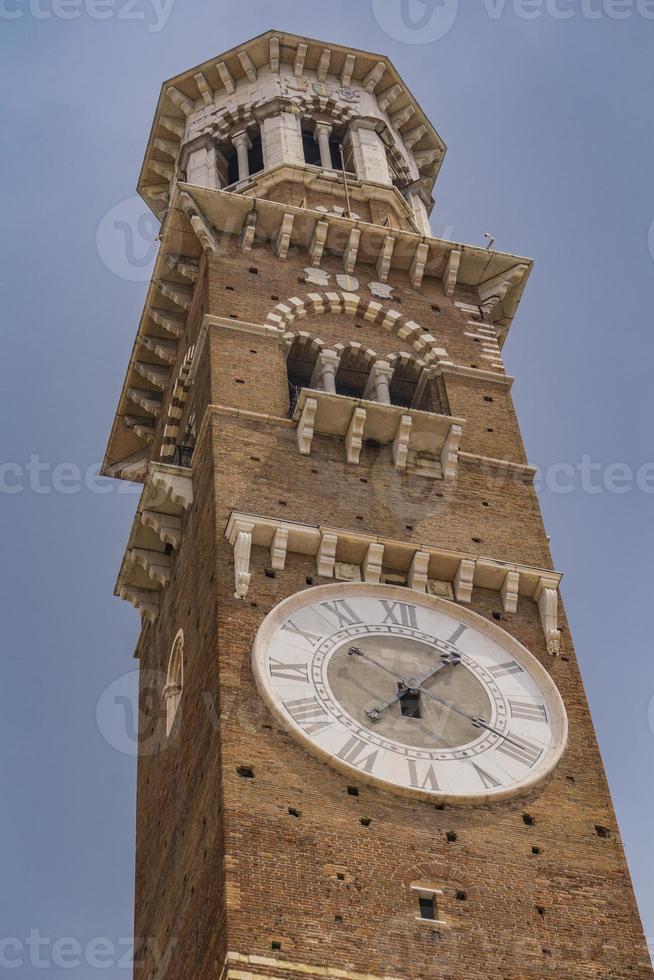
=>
[418,895,437,921]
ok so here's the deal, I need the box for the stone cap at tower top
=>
[138,29,446,212]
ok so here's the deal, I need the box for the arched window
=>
[285,334,323,414]
[387,356,450,415]
[334,344,376,399]
[164,630,184,736]
[223,127,264,186]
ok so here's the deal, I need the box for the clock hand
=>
[416,685,531,753]
[349,648,529,753]
[347,647,410,688]
[365,652,461,722]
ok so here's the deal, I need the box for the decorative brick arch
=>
[266,292,449,365]
[160,345,195,462]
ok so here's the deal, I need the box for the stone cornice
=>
[224,511,562,653]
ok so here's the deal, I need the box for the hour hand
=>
[364,651,461,722]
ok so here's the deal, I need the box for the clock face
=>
[252,584,568,804]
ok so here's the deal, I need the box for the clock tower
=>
[102,30,652,979]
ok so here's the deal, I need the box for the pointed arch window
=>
[164,630,184,736]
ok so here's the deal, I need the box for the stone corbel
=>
[160,116,185,139]
[343,228,361,275]
[229,520,255,600]
[501,570,520,614]
[393,415,413,471]
[534,577,561,655]
[363,61,386,93]
[241,212,257,253]
[376,236,395,282]
[391,105,415,131]
[270,527,289,570]
[317,48,332,82]
[408,551,430,593]
[150,468,194,511]
[317,532,337,578]
[135,362,170,390]
[238,50,257,83]
[193,71,213,106]
[294,42,308,77]
[346,408,367,465]
[378,83,403,113]
[270,36,280,73]
[157,279,193,310]
[119,587,159,624]
[179,194,219,254]
[440,423,463,481]
[442,249,462,297]
[404,123,428,149]
[150,309,185,338]
[478,264,529,318]
[341,53,356,87]
[362,543,384,584]
[310,219,329,267]
[275,213,295,260]
[216,61,235,94]
[297,397,317,455]
[141,511,182,550]
[153,137,179,159]
[166,85,194,116]
[454,559,476,603]
[127,388,163,417]
[142,336,178,365]
[410,242,429,289]
[130,548,171,588]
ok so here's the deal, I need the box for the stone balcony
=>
[115,462,194,623]
[293,388,464,480]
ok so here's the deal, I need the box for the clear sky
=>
[2,0,654,974]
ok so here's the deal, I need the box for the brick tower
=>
[102,30,652,980]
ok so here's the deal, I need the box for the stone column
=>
[310,350,341,393]
[232,131,251,182]
[314,123,334,170]
[365,361,395,404]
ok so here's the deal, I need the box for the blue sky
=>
[2,0,654,973]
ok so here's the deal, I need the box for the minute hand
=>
[416,685,528,752]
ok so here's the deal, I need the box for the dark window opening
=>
[446,831,457,843]
[523,814,535,826]
[595,825,610,839]
[172,444,194,468]
[237,766,254,779]
[399,686,421,719]
[347,786,359,796]
[418,895,437,921]
[224,132,264,186]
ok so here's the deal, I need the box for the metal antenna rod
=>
[339,144,352,219]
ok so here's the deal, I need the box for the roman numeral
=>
[448,624,467,645]
[380,601,418,628]
[490,660,523,678]
[407,760,440,792]
[283,697,332,736]
[269,659,309,683]
[320,600,363,629]
[496,734,543,768]
[509,699,548,723]
[336,735,380,773]
[282,619,324,645]
[470,762,502,790]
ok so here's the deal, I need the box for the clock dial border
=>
[251,583,568,806]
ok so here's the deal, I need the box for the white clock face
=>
[252,584,568,804]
